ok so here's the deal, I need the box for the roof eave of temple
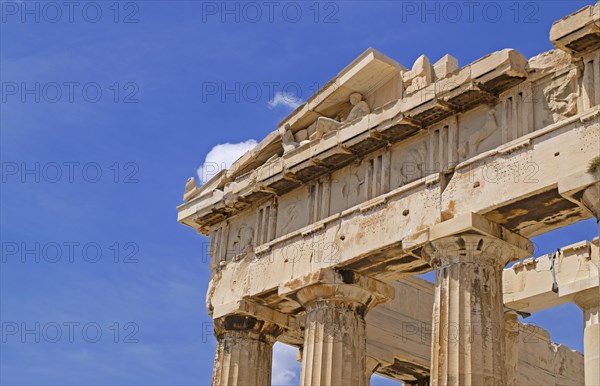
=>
[179,2,600,232]
[178,48,533,232]
[550,2,600,56]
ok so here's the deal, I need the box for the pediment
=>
[280,48,406,132]
[216,48,406,187]
[181,7,600,234]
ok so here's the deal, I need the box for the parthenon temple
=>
[178,4,600,385]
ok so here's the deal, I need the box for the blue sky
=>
[1,1,598,385]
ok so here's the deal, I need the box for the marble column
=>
[211,315,282,386]
[503,311,520,386]
[424,231,530,386]
[575,289,600,386]
[581,181,600,356]
[291,270,393,386]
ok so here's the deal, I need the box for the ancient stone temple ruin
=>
[178,4,600,385]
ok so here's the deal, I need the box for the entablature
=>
[179,48,532,233]
[550,2,600,56]
[178,2,600,289]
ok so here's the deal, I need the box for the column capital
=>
[279,268,394,313]
[574,288,600,311]
[213,314,284,345]
[423,213,532,268]
[424,216,518,385]
[212,314,278,386]
[582,182,600,219]
[213,298,297,331]
[504,311,520,386]
[288,269,388,386]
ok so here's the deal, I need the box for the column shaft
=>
[581,182,600,385]
[583,306,600,386]
[289,273,393,386]
[211,315,280,386]
[300,299,367,386]
[504,312,520,386]
[212,330,273,386]
[424,233,527,386]
[576,289,600,386]
[431,259,506,385]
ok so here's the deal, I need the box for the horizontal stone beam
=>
[206,111,598,311]
[439,108,600,238]
[179,48,530,232]
[365,276,433,382]
[550,2,600,56]
[504,238,599,313]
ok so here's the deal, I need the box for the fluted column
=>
[575,289,600,386]
[287,269,393,386]
[299,290,366,385]
[580,182,600,352]
[423,226,531,386]
[211,315,281,386]
[504,311,520,386]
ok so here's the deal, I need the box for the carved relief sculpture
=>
[312,93,371,140]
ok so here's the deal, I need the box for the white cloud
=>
[267,91,302,110]
[271,343,300,385]
[196,139,258,184]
